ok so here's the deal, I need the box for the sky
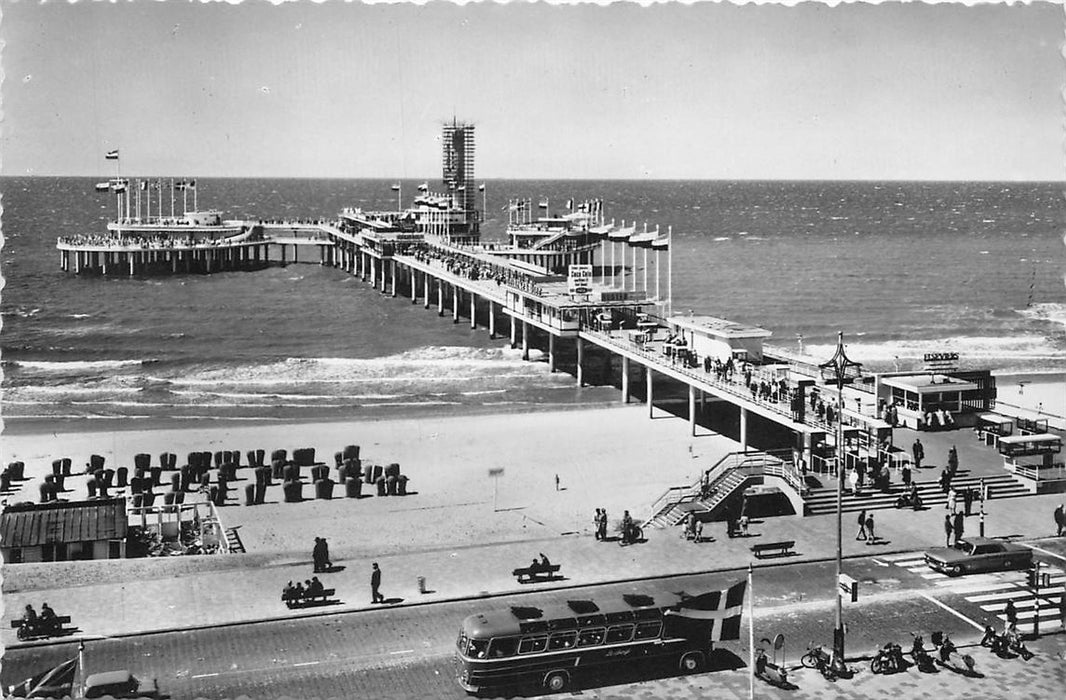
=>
[0,0,1062,180]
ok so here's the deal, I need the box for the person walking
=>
[555,474,560,491]
[865,513,876,544]
[1054,503,1065,537]
[599,508,608,541]
[1004,599,1018,635]
[947,487,957,514]
[370,562,384,604]
[963,487,975,517]
[856,509,869,540]
[953,511,965,546]
[944,514,953,547]
[912,438,925,469]
[947,445,959,477]
[593,508,602,540]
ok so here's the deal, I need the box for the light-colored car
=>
[83,670,159,699]
[924,537,1033,577]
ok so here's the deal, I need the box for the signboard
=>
[488,468,504,477]
[838,573,858,603]
[923,352,959,373]
[568,264,593,295]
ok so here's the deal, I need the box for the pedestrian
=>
[947,445,958,476]
[939,469,951,494]
[599,507,608,540]
[865,513,876,544]
[739,513,750,537]
[953,511,965,546]
[902,465,911,486]
[1004,599,1018,634]
[848,468,859,495]
[1054,503,1065,537]
[912,438,924,469]
[371,562,384,604]
[312,537,324,572]
[963,487,975,517]
[947,487,957,514]
[944,514,953,547]
[593,508,601,540]
[856,509,868,540]
[555,474,560,491]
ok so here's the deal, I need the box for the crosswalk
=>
[879,551,1065,634]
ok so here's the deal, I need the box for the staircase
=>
[224,527,246,554]
[802,471,1030,516]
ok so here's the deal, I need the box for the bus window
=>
[489,637,519,658]
[518,636,548,654]
[467,638,490,659]
[634,621,662,640]
[577,628,605,647]
[548,631,577,650]
[606,624,634,644]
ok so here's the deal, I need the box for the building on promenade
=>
[1,498,128,563]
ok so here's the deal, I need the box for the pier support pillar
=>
[172,252,178,273]
[521,321,529,361]
[621,356,630,403]
[646,368,654,418]
[102,253,109,276]
[575,336,584,386]
[470,295,477,329]
[424,273,431,309]
[740,407,749,451]
[129,254,135,276]
[452,287,460,323]
[411,270,418,303]
[438,281,445,316]
[488,302,496,338]
[370,257,377,288]
[390,260,397,297]
[548,334,556,373]
[510,315,517,349]
[689,385,697,437]
[74,252,81,274]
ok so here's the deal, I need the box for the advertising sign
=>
[568,264,593,295]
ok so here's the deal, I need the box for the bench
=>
[512,564,561,583]
[10,615,71,629]
[282,588,336,609]
[11,616,71,639]
[750,541,796,559]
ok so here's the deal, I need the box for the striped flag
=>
[187,180,196,189]
[105,149,119,160]
[538,198,549,209]
[7,656,78,698]
[664,579,747,641]
[478,183,486,192]
[391,183,401,191]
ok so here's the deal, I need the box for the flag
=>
[140,180,148,191]
[187,180,196,189]
[175,181,186,191]
[105,149,119,160]
[651,235,670,250]
[478,183,485,191]
[538,198,549,209]
[391,183,401,191]
[95,182,110,192]
[566,198,574,210]
[418,182,429,191]
[8,656,78,698]
[112,183,127,193]
[663,580,746,641]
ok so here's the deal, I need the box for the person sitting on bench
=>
[22,605,37,626]
[292,582,305,600]
[308,577,324,596]
[528,558,542,575]
[40,603,56,624]
[538,553,551,570]
[283,581,295,600]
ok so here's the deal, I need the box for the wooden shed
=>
[0,497,127,563]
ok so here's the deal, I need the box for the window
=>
[548,631,576,650]
[467,638,490,659]
[606,625,634,644]
[518,636,548,654]
[634,622,662,640]
[489,637,519,658]
[577,628,605,647]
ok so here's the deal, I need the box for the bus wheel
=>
[543,670,570,693]
[679,651,705,673]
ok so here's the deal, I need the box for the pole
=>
[667,226,673,318]
[748,562,755,700]
[1033,560,1041,637]
[493,474,499,513]
[833,375,845,672]
[170,178,175,218]
[78,640,86,698]
[979,477,986,537]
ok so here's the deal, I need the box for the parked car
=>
[83,670,159,699]
[924,537,1033,576]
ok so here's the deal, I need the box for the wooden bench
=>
[512,564,561,583]
[750,541,796,559]
[282,588,336,609]
[11,616,71,638]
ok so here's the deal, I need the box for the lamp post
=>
[819,331,862,675]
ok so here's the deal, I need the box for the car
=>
[83,670,159,699]
[924,537,1033,577]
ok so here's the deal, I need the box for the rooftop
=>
[668,315,773,339]
[1,497,128,549]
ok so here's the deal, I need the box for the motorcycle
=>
[931,631,976,674]
[894,490,923,510]
[800,642,837,681]
[870,641,905,674]
[980,625,1011,657]
[619,521,644,546]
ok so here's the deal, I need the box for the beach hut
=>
[0,497,128,563]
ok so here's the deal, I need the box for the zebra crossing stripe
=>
[880,551,925,562]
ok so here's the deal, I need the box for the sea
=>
[2,178,1064,433]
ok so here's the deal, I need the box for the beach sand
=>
[1,405,741,576]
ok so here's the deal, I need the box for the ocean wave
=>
[1018,302,1066,329]
[6,359,154,372]
[799,334,1066,369]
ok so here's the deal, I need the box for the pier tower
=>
[441,119,479,243]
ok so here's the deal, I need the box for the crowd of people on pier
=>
[408,243,546,297]
[58,234,247,250]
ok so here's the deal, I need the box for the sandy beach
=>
[1,405,741,567]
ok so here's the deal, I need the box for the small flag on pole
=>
[418,182,429,191]
[478,183,486,191]
[187,180,196,189]
[7,656,78,698]
[140,180,148,191]
[105,149,119,160]
[663,579,747,641]
[95,182,110,192]
[391,183,401,191]
[538,198,549,209]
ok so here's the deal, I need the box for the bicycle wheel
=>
[801,651,818,669]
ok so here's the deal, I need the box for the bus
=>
[454,580,746,695]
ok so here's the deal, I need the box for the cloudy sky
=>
[1,1,1061,180]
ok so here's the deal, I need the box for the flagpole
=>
[668,225,674,318]
[170,178,175,218]
[748,563,755,700]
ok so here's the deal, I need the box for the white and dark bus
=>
[455,581,746,695]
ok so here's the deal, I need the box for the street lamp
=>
[818,331,862,675]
